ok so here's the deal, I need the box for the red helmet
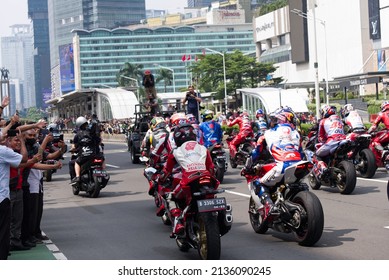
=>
[170,113,188,129]
[381,101,389,112]
[144,70,151,75]
[320,105,336,118]
[173,123,196,147]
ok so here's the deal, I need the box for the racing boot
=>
[166,193,184,238]
[254,181,275,221]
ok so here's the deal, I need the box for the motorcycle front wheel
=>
[291,191,324,247]
[215,164,225,183]
[196,212,221,260]
[248,197,268,234]
[335,160,357,194]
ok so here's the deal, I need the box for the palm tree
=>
[116,62,143,87]
[155,68,173,93]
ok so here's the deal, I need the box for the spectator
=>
[182,85,202,122]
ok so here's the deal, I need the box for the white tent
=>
[238,87,309,113]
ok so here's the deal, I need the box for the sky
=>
[0,0,185,37]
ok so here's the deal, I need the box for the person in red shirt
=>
[227,110,254,158]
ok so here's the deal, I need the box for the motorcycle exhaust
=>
[225,204,233,224]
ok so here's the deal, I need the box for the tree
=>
[116,62,143,87]
[155,68,173,93]
[26,107,45,122]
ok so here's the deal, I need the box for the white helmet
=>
[76,116,88,128]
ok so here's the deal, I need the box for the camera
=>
[52,132,64,143]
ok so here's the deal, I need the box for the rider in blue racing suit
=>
[199,110,223,148]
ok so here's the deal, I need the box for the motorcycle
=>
[149,168,232,260]
[69,144,109,198]
[242,161,324,246]
[304,130,357,194]
[345,128,376,178]
[208,143,228,183]
[226,132,255,169]
[369,129,389,170]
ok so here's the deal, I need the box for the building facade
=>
[72,23,255,93]
[48,0,146,96]
[28,0,52,109]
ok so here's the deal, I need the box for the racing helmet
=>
[75,116,88,128]
[186,114,197,124]
[150,117,166,131]
[173,123,197,147]
[341,104,354,118]
[320,105,337,119]
[170,113,188,130]
[281,106,298,129]
[267,108,286,128]
[256,109,264,119]
[201,109,214,122]
[381,100,389,112]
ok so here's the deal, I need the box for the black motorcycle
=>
[208,143,228,183]
[226,133,255,169]
[69,144,109,198]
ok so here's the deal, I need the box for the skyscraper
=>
[187,0,214,8]
[48,0,146,96]
[1,24,35,110]
[28,0,51,109]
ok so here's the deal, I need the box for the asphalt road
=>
[40,141,389,260]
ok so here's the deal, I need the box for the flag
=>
[187,55,191,61]
[202,49,206,55]
[181,54,186,62]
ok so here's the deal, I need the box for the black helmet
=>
[173,123,196,147]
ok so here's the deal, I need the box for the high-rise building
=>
[188,0,214,8]
[0,24,35,110]
[28,0,52,110]
[48,0,146,96]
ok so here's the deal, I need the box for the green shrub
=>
[222,124,239,135]
[367,100,382,115]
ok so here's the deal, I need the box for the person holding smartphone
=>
[182,85,202,122]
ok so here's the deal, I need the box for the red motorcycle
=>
[226,131,256,169]
[369,129,389,170]
[345,129,376,178]
[148,167,232,260]
[242,160,324,246]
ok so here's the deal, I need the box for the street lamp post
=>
[120,75,139,101]
[153,64,176,92]
[291,8,329,115]
[202,47,228,113]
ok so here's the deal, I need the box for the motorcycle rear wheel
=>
[248,197,268,234]
[335,161,356,194]
[215,165,225,183]
[230,156,238,169]
[89,176,102,198]
[308,172,321,190]
[196,212,221,260]
[292,191,324,246]
[357,149,376,178]
[72,185,79,195]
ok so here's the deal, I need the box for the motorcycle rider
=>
[227,110,254,158]
[70,116,100,186]
[252,109,268,139]
[168,112,188,149]
[159,123,216,237]
[368,101,389,160]
[315,105,347,178]
[186,113,203,144]
[341,104,365,132]
[242,107,301,220]
[199,110,223,148]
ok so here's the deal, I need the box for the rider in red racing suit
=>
[368,101,389,162]
[160,123,217,237]
[227,111,254,158]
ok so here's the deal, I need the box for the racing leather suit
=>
[199,119,223,148]
[368,110,389,159]
[343,110,365,131]
[227,115,254,158]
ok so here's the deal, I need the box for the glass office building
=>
[73,24,255,92]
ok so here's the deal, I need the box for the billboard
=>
[59,43,75,93]
[42,88,52,109]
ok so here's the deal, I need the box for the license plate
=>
[93,170,107,177]
[217,155,226,159]
[197,197,226,212]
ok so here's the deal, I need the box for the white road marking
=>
[357,177,388,184]
[225,190,250,198]
[384,226,389,230]
[106,164,120,169]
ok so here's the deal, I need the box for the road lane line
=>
[106,164,120,169]
[225,190,250,198]
[357,177,387,184]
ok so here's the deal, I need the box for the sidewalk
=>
[7,238,66,260]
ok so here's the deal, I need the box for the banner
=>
[59,43,75,93]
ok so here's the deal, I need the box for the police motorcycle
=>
[69,117,109,198]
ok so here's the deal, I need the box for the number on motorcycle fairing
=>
[197,197,226,212]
